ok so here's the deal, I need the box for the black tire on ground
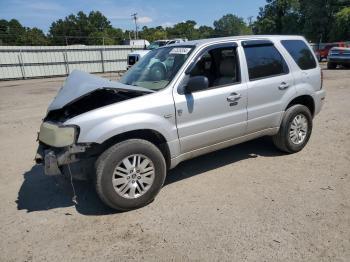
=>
[327,62,337,69]
[272,105,313,154]
[95,139,166,211]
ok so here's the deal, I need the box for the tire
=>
[272,105,313,154]
[327,62,337,69]
[95,139,166,211]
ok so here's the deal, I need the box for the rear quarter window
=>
[281,40,317,70]
[243,44,289,81]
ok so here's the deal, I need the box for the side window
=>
[244,45,289,80]
[281,40,317,70]
[189,46,240,89]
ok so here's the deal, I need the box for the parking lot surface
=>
[0,68,349,261]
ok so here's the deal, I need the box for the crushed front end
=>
[34,70,153,180]
[35,122,94,180]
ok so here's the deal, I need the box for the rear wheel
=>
[327,62,337,69]
[95,139,166,211]
[272,105,313,153]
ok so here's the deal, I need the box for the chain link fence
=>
[0,44,144,80]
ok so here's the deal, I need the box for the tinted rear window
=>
[244,45,289,80]
[281,40,317,70]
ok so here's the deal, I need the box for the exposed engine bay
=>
[44,70,153,122]
[45,88,144,122]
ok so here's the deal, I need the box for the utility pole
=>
[247,16,253,27]
[131,13,138,39]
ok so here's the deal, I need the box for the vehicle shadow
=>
[165,137,282,185]
[16,137,282,215]
[323,65,350,71]
[16,165,117,216]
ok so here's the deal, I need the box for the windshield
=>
[120,46,194,90]
[147,41,168,50]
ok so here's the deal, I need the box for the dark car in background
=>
[327,47,350,69]
[313,42,350,62]
[316,44,337,62]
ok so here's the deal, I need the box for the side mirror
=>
[184,76,209,94]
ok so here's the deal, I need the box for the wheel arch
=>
[285,95,315,117]
[97,129,171,169]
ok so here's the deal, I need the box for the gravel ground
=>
[0,68,349,261]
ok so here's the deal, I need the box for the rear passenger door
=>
[242,40,296,133]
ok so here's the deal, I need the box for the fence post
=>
[100,48,105,73]
[18,49,25,79]
[64,49,69,75]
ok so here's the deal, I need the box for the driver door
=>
[172,43,248,154]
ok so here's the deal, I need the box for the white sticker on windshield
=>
[170,47,191,55]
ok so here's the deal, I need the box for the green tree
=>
[197,25,215,39]
[20,28,48,45]
[0,19,49,45]
[213,14,252,36]
[87,28,124,45]
[253,0,300,35]
[300,0,350,42]
[48,11,115,45]
[88,11,112,31]
[139,26,167,42]
[166,20,199,39]
[0,19,26,45]
[0,19,9,45]
[331,7,350,41]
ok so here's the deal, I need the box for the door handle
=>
[278,82,290,90]
[227,93,242,102]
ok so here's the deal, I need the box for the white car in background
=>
[127,39,187,69]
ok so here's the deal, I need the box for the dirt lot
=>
[0,68,349,261]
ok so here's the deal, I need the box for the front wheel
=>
[272,105,313,153]
[95,139,166,211]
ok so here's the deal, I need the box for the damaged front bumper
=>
[35,143,93,180]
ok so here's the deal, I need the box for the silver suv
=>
[36,35,326,210]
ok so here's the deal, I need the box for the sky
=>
[0,0,267,32]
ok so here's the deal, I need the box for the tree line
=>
[0,12,251,46]
[253,0,350,42]
[0,0,349,46]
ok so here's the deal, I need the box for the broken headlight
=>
[38,122,78,147]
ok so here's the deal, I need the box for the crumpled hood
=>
[48,70,153,111]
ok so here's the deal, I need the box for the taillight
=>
[320,69,324,89]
